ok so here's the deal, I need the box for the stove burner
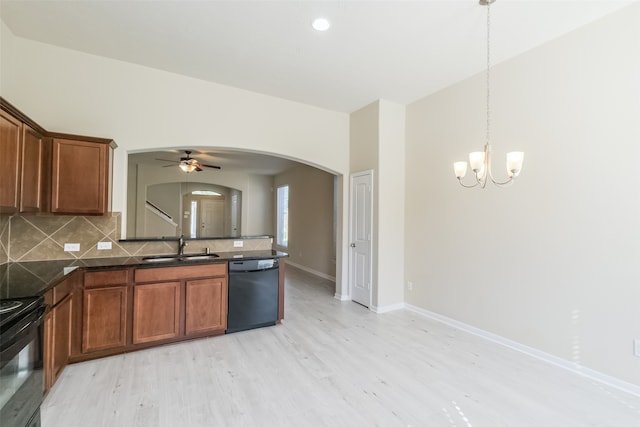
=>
[0,300,24,314]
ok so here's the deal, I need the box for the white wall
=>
[0,21,349,214]
[0,20,351,291]
[349,100,406,310]
[350,103,379,306]
[377,100,405,310]
[405,3,640,386]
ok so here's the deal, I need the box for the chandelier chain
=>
[486,0,491,146]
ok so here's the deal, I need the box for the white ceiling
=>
[0,0,635,113]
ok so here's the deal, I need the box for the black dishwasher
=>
[227,258,279,334]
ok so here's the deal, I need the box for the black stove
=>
[0,295,45,427]
[0,296,43,332]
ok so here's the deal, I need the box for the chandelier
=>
[453,0,523,188]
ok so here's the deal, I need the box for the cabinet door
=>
[185,277,227,336]
[20,125,45,212]
[83,286,128,353]
[133,282,181,344]
[51,138,109,214]
[0,109,22,211]
[51,294,72,384]
[43,310,53,393]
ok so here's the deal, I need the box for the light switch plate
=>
[97,241,112,250]
[634,339,640,357]
[64,243,80,252]
[233,240,244,248]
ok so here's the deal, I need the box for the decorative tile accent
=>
[82,237,131,259]
[20,215,74,235]
[7,213,273,261]
[8,216,49,261]
[19,238,74,262]
[85,215,118,238]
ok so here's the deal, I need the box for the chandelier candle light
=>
[453,0,524,188]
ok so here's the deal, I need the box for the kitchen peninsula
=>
[0,249,288,393]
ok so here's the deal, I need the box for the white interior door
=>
[349,171,373,308]
[200,198,225,237]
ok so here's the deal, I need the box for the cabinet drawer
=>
[84,269,130,288]
[135,263,226,283]
[53,276,74,305]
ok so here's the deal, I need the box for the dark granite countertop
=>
[0,250,288,299]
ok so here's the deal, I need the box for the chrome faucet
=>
[178,234,188,256]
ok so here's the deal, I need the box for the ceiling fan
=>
[155,150,221,173]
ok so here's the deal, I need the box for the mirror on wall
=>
[126,149,297,239]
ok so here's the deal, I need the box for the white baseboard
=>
[405,304,640,398]
[334,293,349,301]
[372,302,406,314]
[285,260,336,282]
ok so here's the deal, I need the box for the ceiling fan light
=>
[179,163,196,173]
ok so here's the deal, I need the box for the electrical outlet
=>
[97,241,112,250]
[64,243,80,252]
[634,339,640,357]
[407,281,413,291]
[233,240,244,248]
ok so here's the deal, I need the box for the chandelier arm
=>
[457,178,480,188]
[488,175,513,186]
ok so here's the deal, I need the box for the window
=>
[276,185,289,247]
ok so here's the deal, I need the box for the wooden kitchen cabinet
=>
[133,263,227,345]
[50,136,115,215]
[20,125,48,212]
[185,277,227,335]
[1,98,115,215]
[132,281,181,344]
[44,271,78,393]
[0,109,22,211]
[83,286,128,353]
[51,294,72,383]
[82,269,130,354]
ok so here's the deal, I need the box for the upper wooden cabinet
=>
[0,97,116,215]
[50,136,114,215]
[20,125,48,212]
[0,109,22,211]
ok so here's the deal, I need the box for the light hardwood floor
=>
[42,266,640,427]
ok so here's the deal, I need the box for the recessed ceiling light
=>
[312,18,331,32]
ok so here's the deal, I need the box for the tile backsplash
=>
[7,213,272,262]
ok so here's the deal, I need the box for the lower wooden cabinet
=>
[44,271,78,393]
[82,286,128,353]
[132,281,181,344]
[53,263,230,366]
[185,278,227,336]
[51,294,72,382]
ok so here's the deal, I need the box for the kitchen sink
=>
[181,254,220,260]
[142,256,178,263]
[142,254,220,263]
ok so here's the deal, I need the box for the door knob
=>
[350,243,356,248]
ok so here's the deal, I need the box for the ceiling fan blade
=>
[162,164,175,168]
[155,158,178,163]
[199,163,222,170]
[195,166,203,172]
